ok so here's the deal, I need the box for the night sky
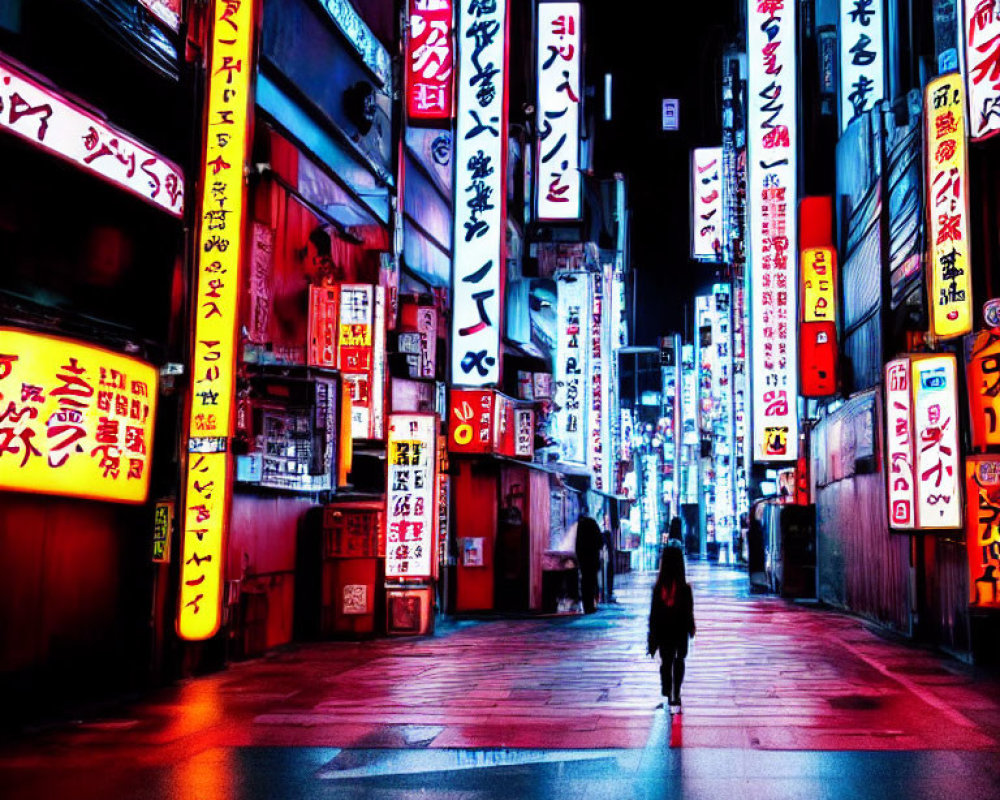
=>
[589,0,736,346]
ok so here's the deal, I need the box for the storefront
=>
[174,0,396,658]
[0,1,189,716]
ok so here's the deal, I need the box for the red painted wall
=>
[454,461,498,611]
[229,492,314,651]
[0,493,151,716]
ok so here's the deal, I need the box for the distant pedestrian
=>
[576,511,603,614]
[668,516,682,544]
[647,544,696,710]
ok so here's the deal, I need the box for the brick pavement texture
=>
[4,563,1000,760]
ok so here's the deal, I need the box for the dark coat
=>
[575,515,603,571]
[647,581,695,656]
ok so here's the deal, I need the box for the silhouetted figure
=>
[576,512,603,614]
[669,516,682,543]
[602,528,615,602]
[647,544,696,709]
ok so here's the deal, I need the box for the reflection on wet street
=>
[3,561,1000,799]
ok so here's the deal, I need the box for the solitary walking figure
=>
[647,544,696,711]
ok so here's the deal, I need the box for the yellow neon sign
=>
[0,328,157,504]
[926,74,972,340]
[801,247,837,323]
[178,0,254,641]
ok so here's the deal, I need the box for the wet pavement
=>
[3,562,1000,799]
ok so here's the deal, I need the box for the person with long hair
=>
[647,543,696,709]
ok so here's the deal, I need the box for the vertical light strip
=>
[746,0,798,462]
[178,0,255,641]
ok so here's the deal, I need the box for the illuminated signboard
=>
[747,0,798,462]
[963,0,1000,142]
[839,0,884,131]
[448,388,494,453]
[966,330,1000,448]
[966,456,1000,607]
[555,271,590,465]
[691,147,723,260]
[536,2,581,220]
[885,358,915,529]
[0,54,184,217]
[338,284,385,440]
[405,0,454,121]
[386,414,438,579]
[926,74,972,340]
[800,247,838,397]
[588,272,605,488]
[801,247,837,323]
[0,329,157,504]
[178,0,254,642]
[913,354,962,529]
[452,0,508,387]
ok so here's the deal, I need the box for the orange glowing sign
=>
[178,0,255,641]
[965,456,1000,608]
[926,74,972,340]
[965,329,1000,448]
[0,328,157,503]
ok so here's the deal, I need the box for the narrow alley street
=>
[3,562,1000,799]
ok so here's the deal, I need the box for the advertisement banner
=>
[747,0,799,462]
[452,0,508,386]
[179,0,255,641]
[691,147,723,260]
[555,271,590,465]
[338,284,376,439]
[926,74,972,340]
[386,414,438,579]
[448,388,494,453]
[405,0,454,121]
[536,2,582,220]
[839,0,885,131]
[588,272,605,488]
[966,456,1000,607]
[0,329,157,504]
[0,54,184,217]
[885,358,915,529]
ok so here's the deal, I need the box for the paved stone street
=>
[3,562,1000,799]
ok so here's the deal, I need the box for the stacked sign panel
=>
[536,2,582,220]
[555,271,590,465]
[746,0,799,462]
[691,147,723,260]
[386,414,438,579]
[452,0,508,386]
